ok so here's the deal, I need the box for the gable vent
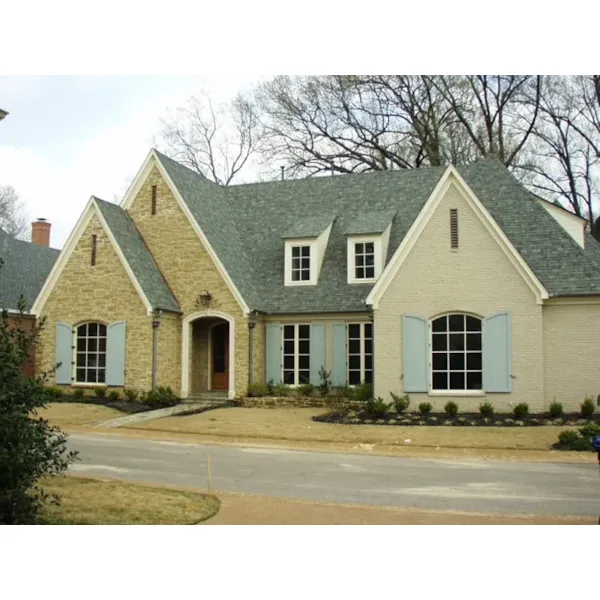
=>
[450,209,459,249]
[151,185,157,215]
[91,234,97,266]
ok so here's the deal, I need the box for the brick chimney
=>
[31,218,51,247]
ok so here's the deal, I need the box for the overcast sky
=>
[0,75,260,248]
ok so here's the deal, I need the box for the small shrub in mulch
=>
[314,408,600,428]
[46,387,183,415]
[553,423,600,453]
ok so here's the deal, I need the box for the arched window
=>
[75,322,107,383]
[431,314,482,391]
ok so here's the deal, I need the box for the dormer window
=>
[345,211,395,285]
[347,235,384,284]
[291,245,311,282]
[283,218,334,287]
[354,241,375,280]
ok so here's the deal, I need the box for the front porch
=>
[181,311,237,400]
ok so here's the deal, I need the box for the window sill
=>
[72,382,107,388]
[428,390,485,397]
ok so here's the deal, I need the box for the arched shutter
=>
[483,312,511,392]
[106,321,126,386]
[403,315,429,392]
[55,322,73,384]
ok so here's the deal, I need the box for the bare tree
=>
[254,75,541,178]
[517,76,600,233]
[156,90,261,186]
[0,185,27,239]
[433,75,542,167]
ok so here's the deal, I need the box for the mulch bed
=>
[313,409,600,428]
[47,395,178,414]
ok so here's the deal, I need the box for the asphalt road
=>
[67,433,600,517]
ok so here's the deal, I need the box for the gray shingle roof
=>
[0,227,60,312]
[149,152,600,315]
[94,198,180,313]
[282,216,334,239]
[344,209,397,235]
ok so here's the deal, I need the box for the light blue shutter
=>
[331,323,347,386]
[309,324,325,385]
[483,312,511,392]
[403,315,429,392]
[266,323,282,385]
[55,322,73,384]
[106,321,126,386]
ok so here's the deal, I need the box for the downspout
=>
[247,311,257,389]
[151,311,162,391]
[367,304,375,399]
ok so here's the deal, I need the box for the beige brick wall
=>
[127,165,249,396]
[543,301,600,411]
[37,212,154,391]
[375,182,545,412]
[156,312,180,391]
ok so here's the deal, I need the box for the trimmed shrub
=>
[44,386,64,398]
[72,388,84,399]
[579,422,600,439]
[273,384,290,397]
[365,397,391,417]
[246,383,269,397]
[479,401,494,417]
[558,430,579,445]
[549,401,564,419]
[335,384,354,399]
[107,390,120,402]
[318,367,331,396]
[354,382,373,403]
[299,383,315,397]
[418,402,432,415]
[266,379,275,395]
[142,386,180,408]
[513,403,529,420]
[581,397,596,419]
[94,387,106,399]
[444,401,458,417]
[390,392,410,413]
[123,387,138,402]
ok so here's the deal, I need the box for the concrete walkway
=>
[94,403,208,428]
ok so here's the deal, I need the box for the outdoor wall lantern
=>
[197,290,212,308]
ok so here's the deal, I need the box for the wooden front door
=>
[211,322,229,391]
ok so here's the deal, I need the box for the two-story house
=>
[31,149,600,412]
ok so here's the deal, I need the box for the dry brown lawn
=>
[205,491,594,525]
[37,402,124,427]
[40,476,220,525]
[127,407,574,451]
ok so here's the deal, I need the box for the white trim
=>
[544,296,600,306]
[30,198,155,316]
[428,391,486,397]
[429,312,483,395]
[206,320,229,392]
[538,200,585,248]
[120,150,250,315]
[366,166,549,308]
[347,234,384,284]
[181,310,236,400]
[284,240,317,286]
[281,323,311,386]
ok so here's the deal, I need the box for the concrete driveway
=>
[67,433,600,519]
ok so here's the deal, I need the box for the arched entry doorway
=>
[181,311,235,399]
